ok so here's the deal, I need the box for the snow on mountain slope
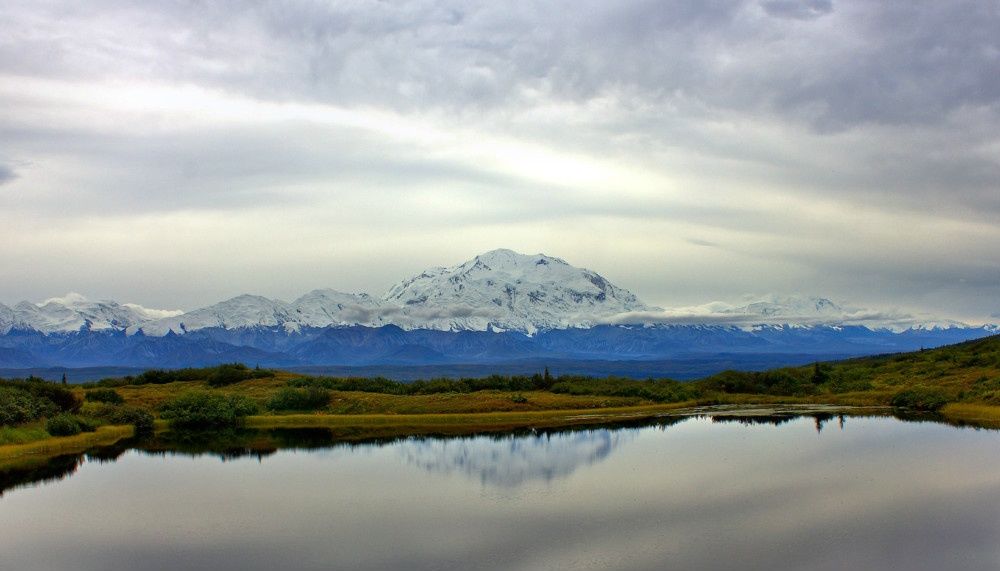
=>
[724,296,845,319]
[604,294,969,331]
[133,251,655,335]
[6,252,987,337]
[382,249,656,333]
[136,290,385,335]
[0,302,14,334]
[5,293,183,333]
[136,294,296,335]
[289,289,386,329]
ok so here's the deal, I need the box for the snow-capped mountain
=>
[723,296,845,320]
[288,289,387,330]
[132,249,654,335]
[136,290,387,336]
[603,294,973,332]
[3,251,989,337]
[3,252,997,372]
[382,249,654,333]
[0,293,182,334]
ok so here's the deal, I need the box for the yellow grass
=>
[0,425,134,466]
[246,402,696,441]
[941,403,1000,429]
[75,379,649,415]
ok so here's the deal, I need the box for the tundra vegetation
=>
[1,335,999,453]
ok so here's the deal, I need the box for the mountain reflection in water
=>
[0,418,689,495]
[398,429,633,487]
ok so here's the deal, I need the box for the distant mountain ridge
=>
[0,293,182,335]
[2,249,997,373]
[2,249,986,336]
[2,250,656,336]
[0,322,994,375]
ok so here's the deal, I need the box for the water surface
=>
[2,414,999,570]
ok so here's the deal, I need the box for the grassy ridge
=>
[695,333,1000,406]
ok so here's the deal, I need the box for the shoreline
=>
[6,400,997,468]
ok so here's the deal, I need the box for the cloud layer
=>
[0,1,997,322]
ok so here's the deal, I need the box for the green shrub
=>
[267,387,330,411]
[160,392,260,428]
[77,416,99,432]
[46,414,82,436]
[550,377,694,402]
[91,364,275,387]
[85,388,124,405]
[288,373,545,395]
[891,388,948,412]
[206,363,262,387]
[91,404,155,433]
[19,379,80,412]
[0,387,56,426]
[511,393,528,404]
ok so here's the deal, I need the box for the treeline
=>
[288,372,696,403]
[289,372,558,395]
[86,363,275,388]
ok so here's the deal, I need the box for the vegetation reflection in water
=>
[0,416,690,496]
[0,408,984,496]
[3,410,1000,571]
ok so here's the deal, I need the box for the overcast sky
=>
[1,0,998,322]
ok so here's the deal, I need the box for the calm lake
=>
[2,412,1000,571]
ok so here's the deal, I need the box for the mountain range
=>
[1,249,995,376]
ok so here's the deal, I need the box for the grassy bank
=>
[0,425,134,467]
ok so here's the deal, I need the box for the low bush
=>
[22,380,80,413]
[90,404,155,433]
[268,387,331,411]
[87,364,275,388]
[551,377,695,403]
[46,414,83,436]
[891,388,948,412]
[291,373,610,396]
[85,388,124,405]
[160,391,260,428]
[206,364,254,387]
[0,387,57,426]
[697,369,818,397]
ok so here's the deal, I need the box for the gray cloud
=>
[332,304,502,324]
[4,1,998,128]
[761,0,833,20]
[0,1,997,319]
[686,238,720,248]
[0,165,15,185]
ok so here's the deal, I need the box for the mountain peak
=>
[40,292,90,307]
[382,249,653,333]
[472,249,568,269]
